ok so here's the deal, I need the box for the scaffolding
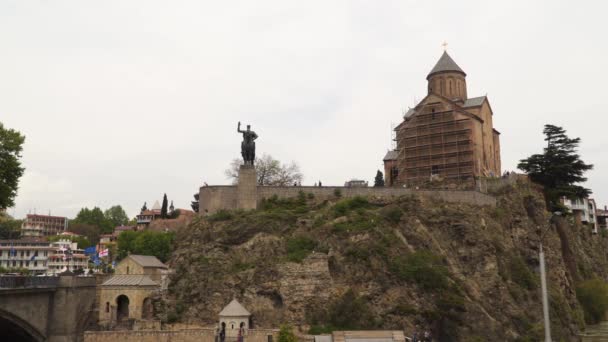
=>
[396,110,475,187]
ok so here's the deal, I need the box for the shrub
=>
[380,206,403,224]
[391,251,449,291]
[286,236,317,262]
[307,193,315,200]
[308,289,377,331]
[278,325,297,342]
[333,189,342,198]
[207,209,234,222]
[332,196,370,217]
[576,278,608,324]
[509,255,537,290]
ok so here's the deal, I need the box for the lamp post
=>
[539,212,561,342]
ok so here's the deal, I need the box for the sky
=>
[1,0,607,219]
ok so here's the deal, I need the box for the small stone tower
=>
[219,299,251,337]
[426,51,467,101]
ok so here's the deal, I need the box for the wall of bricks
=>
[84,328,278,342]
[200,185,496,214]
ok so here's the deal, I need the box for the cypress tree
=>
[374,170,385,187]
[161,194,168,219]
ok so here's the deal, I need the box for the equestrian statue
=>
[237,121,258,165]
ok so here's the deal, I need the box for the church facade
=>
[384,51,501,187]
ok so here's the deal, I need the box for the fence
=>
[0,276,59,289]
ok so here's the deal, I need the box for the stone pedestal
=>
[237,165,257,210]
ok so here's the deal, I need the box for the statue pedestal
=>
[237,165,257,210]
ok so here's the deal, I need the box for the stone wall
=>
[199,185,496,214]
[84,328,278,342]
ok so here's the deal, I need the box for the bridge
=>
[0,275,97,342]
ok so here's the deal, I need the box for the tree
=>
[374,170,385,187]
[0,122,26,209]
[104,205,129,228]
[576,278,608,324]
[161,194,168,219]
[518,124,593,210]
[68,223,100,244]
[72,207,112,234]
[116,230,175,262]
[0,213,22,239]
[225,154,303,186]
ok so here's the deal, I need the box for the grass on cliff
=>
[576,278,608,324]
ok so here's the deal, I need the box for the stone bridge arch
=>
[0,308,46,342]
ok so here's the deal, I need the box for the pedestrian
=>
[411,331,419,342]
[423,330,431,342]
[319,180,322,187]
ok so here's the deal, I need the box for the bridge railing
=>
[0,276,59,289]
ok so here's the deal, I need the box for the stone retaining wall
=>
[84,328,278,342]
[199,185,496,214]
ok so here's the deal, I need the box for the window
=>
[106,302,110,313]
[26,250,30,257]
[26,261,30,267]
[127,266,129,274]
[34,261,37,267]
[0,250,3,257]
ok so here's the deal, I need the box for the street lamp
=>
[540,211,562,342]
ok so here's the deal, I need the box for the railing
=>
[0,276,59,289]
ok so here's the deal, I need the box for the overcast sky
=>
[1,0,606,219]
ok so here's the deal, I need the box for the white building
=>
[0,238,88,274]
[219,299,251,338]
[562,197,599,233]
[47,239,88,274]
[0,239,54,274]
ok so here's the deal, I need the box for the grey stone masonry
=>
[237,165,257,210]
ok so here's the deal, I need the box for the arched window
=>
[448,79,453,97]
[105,302,110,313]
[126,266,129,274]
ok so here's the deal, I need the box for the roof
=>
[383,150,399,161]
[102,275,158,286]
[127,254,167,269]
[151,201,161,211]
[427,51,466,79]
[219,299,251,317]
[463,96,486,108]
[403,108,416,119]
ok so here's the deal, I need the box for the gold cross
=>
[442,41,448,51]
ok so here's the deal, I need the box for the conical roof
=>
[427,51,466,79]
[151,200,161,211]
[219,299,251,317]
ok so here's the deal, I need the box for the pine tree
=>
[374,170,385,187]
[518,124,593,210]
[160,194,168,219]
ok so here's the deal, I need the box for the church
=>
[384,51,501,187]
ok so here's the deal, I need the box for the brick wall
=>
[84,328,278,342]
[200,185,496,214]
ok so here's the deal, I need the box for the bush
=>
[380,206,403,224]
[333,189,342,198]
[207,209,234,222]
[391,251,449,291]
[576,278,608,324]
[509,255,537,290]
[308,289,377,331]
[286,236,317,262]
[278,325,297,342]
[332,196,370,217]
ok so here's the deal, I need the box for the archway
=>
[0,310,44,342]
[142,298,154,320]
[116,295,130,321]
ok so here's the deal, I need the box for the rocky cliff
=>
[164,180,608,341]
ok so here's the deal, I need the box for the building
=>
[597,206,608,232]
[344,179,369,187]
[98,255,168,326]
[0,238,53,274]
[136,201,162,229]
[562,197,599,233]
[46,239,88,274]
[387,51,501,187]
[383,150,399,187]
[219,299,251,338]
[21,214,68,237]
[0,238,87,274]
[114,225,136,236]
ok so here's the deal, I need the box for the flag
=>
[30,254,36,261]
[99,249,109,257]
[9,243,16,257]
[84,246,96,256]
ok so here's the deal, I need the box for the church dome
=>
[427,51,466,79]
[426,51,467,100]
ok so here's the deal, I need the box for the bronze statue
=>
[237,121,258,165]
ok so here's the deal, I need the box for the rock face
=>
[166,181,608,341]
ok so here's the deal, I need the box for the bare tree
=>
[225,154,303,186]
